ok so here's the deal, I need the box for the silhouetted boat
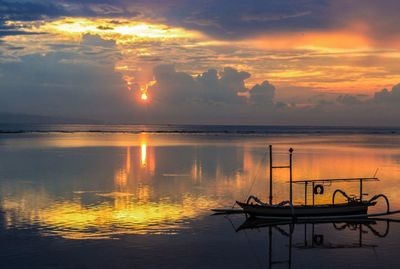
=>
[236,200,374,218]
[235,145,390,219]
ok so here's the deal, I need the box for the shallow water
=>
[0,130,400,268]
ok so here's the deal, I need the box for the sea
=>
[0,124,399,268]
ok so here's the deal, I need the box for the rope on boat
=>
[232,150,268,208]
[244,151,268,198]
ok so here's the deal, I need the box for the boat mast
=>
[289,148,294,205]
[269,145,294,205]
[269,145,273,205]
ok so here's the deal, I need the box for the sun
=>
[141,92,148,101]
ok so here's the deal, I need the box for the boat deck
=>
[236,201,376,217]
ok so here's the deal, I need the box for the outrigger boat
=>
[232,145,392,219]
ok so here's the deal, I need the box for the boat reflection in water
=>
[235,216,396,268]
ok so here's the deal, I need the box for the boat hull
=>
[236,201,375,218]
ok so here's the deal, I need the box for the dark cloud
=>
[160,0,400,41]
[316,85,400,109]
[0,0,139,38]
[0,30,45,37]
[0,35,134,121]
[0,1,63,38]
[0,1,67,21]
[315,86,400,108]
[163,0,331,39]
[151,64,197,103]
[196,67,250,103]
[81,34,116,48]
[330,0,400,42]
[336,95,362,106]
[373,84,400,104]
[0,1,139,20]
[304,85,400,126]
[1,0,400,42]
[150,65,275,106]
[249,81,275,105]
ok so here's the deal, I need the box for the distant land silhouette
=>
[0,113,100,124]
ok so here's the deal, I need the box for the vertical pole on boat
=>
[304,182,308,206]
[269,145,273,205]
[289,148,294,205]
[359,178,363,201]
[312,182,315,206]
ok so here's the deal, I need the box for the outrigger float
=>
[213,145,400,219]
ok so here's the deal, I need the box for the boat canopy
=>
[291,177,379,184]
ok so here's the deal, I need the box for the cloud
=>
[0,1,63,37]
[159,0,400,44]
[0,1,139,20]
[196,67,250,103]
[149,65,275,106]
[373,84,400,104]
[1,0,400,45]
[320,85,400,107]
[0,32,399,126]
[305,85,400,126]
[249,81,275,105]
[330,0,400,43]
[0,34,135,121]
[162,0,331,39]
[0,0,140,38]
[0,1,67,21]
[0,30,45,37]
[336,95,362,105]
[151,64,197,103]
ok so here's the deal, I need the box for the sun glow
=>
[27,18,202,44]
[138,80,155,103]
[141,92,148,101]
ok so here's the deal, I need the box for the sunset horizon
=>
[1,1,400,269]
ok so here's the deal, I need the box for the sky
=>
[0,0,399,126]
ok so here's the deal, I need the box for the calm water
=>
[0,126,400,268]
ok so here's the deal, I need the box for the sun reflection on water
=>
[1,189,220,240]
[141,143,147,168]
